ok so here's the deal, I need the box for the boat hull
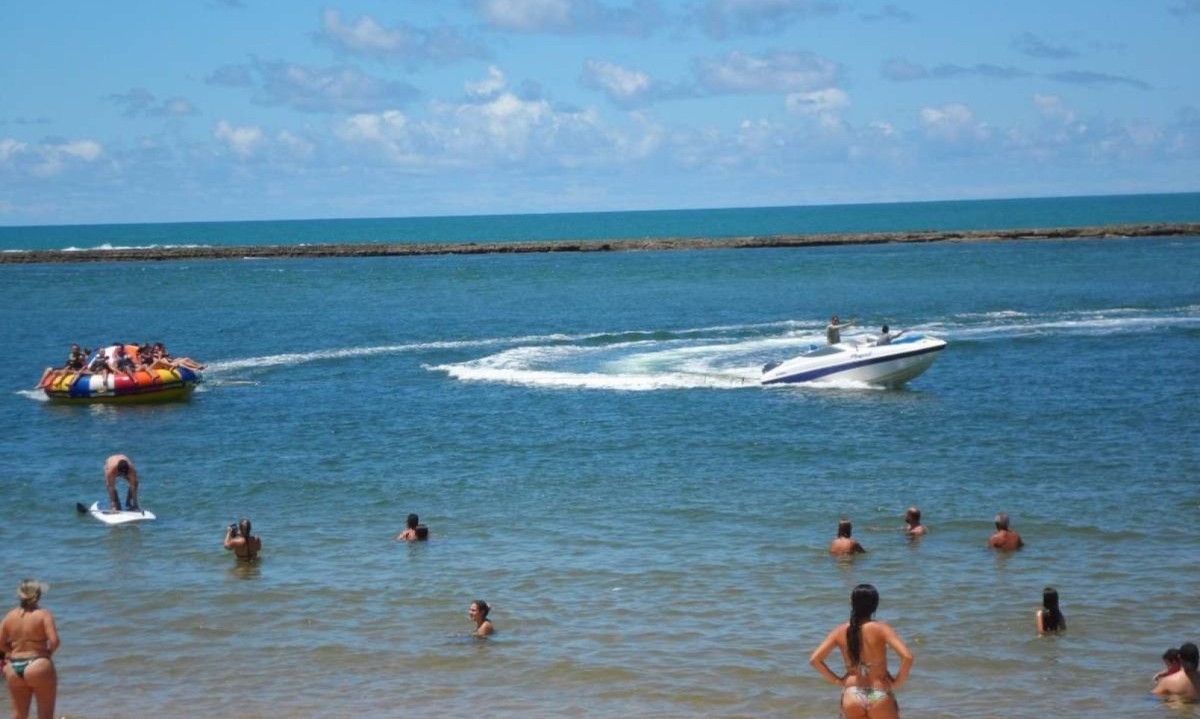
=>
[761,335,946,388]
[42,367,201,404]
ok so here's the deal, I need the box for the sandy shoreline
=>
[1,222,1197,264]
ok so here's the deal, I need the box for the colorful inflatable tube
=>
[40,345,202,404]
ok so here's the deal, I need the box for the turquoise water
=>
[0,191,1197,251]
[1,199,1199,718]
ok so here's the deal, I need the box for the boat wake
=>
[145,304,1200,394]
[429,305,1200,392]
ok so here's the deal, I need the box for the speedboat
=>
[761,333,946,387]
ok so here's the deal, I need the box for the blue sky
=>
[2,0,1198,225]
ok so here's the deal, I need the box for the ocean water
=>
[0,191,1198,252]
[1,199,1199,719]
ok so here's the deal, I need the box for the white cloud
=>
[695,50,840,94]
[466,66,508,99]
[318,10,487,64]
[215,121,265,158]
[59,140,102,161]
[108,88,200,118]
[0,138,28,163]
[733,118,779,154]
[0,138,103,178]
[335,91,658,169]
[919,104,990,144]
[209,60,419,114]
[867,121,898,138]
[581,60,651,104]
[322,9,404,54]
[785,87,848,115]
[475,0,663,35]
[277,130,316,160]
[478,0,573,31]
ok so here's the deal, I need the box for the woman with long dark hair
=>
[1036,587,1066,634]
[810,584,913,719]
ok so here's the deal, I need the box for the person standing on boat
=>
[826,315,857,345]
[876,325,905,346]
[104,454,139,511]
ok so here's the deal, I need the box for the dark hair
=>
[846,584,879,666]
[1180,643,1199,672]
[1164,647,1181,664]
[406,513,419,529]
[1041,587,1065,632]
[837,520,853,538]
[906,507,921,523]
[238,518,252,537]
[116,459,130,475]
[473,600,490,619]
[882,325,890,333]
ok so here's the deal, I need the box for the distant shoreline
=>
[2,222,1197,264]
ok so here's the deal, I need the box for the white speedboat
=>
[761,334,946,387]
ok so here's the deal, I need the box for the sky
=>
[2,0,1198,226]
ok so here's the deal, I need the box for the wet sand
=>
[2,222,1197,264]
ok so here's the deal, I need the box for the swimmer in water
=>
[469,600,494,637]
[903,507,926,537]
[1035,587,1065,634]
[830,519,866,556]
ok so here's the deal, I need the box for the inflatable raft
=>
[40,345,202,404]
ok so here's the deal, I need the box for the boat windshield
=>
[802,345,845,357]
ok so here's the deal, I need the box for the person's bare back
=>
[103,454,139,510]
[987,512,1023,550]
[830,537,866,555]
[830,519,866,555]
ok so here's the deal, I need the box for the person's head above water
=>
[994,512,1011,530]
[1180,643,1199,671]
[238,518,252,536]
[837,519,853,538]
[905,507,921,524]
[406,513,419,530]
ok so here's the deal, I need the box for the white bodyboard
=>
[85,501,156,525]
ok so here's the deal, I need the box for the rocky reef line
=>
[2,222,1197,264]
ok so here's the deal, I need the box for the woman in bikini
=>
[0,579,59,719]
[810,584,913,719]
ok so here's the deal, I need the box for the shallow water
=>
[1,233,1198,718]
